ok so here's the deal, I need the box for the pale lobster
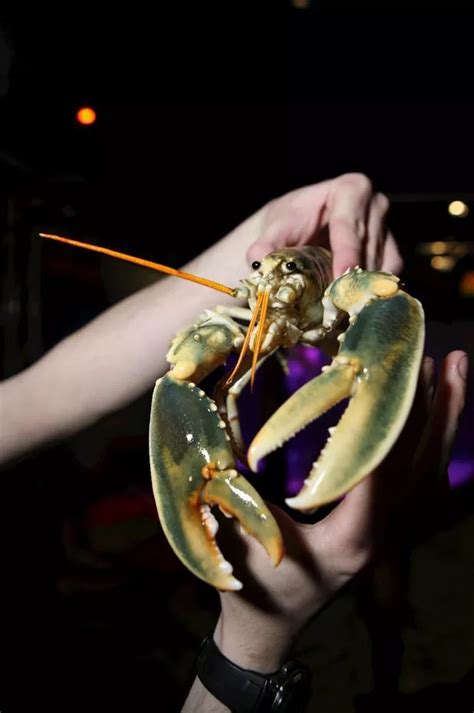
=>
[40,233,425,591]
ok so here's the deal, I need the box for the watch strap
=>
[196,633,273,712]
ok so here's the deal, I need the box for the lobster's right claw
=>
[248,270,425,512]
[149,374,284,591]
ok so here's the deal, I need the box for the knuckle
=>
[343,544,373,576]
[329,215,350,234]
[262,217,289,245]
[332,548,372,583]
[330,215,365,242]
[338,172,373,194]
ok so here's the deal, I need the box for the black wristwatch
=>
[196,633,311,712]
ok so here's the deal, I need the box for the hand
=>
[246,173,403,279]
[213,350,467,673]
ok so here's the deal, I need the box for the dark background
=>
[1,6,473,713]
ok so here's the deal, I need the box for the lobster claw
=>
[149,373,284,591]
[248,269,425,511]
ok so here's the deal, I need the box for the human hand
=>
[246,173,402,279]
[213,350,467,673]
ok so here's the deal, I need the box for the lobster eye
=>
[284,261,297,272]
[252,261,261,271]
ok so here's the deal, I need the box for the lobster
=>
[40,233,425,591]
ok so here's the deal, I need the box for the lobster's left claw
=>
[150,374,283,591]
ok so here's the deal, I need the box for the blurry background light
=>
[76,106,97,126]
[431,255,456,271]
[459,270,474,297]
[431,240,448,254]
[448,200,469,217]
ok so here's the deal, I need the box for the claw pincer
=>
[149,313,283,591]
[249,269,425,511]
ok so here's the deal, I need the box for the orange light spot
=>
[76,107,97,125]
[459,271,474,297]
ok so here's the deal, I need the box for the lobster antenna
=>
[39,233,237,297]
[225,289,265,387]
[249,288,270,390]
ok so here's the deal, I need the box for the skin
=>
[182,350,468,712]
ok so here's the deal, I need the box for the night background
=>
[0,6,473,713]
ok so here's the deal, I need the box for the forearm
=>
[0,209,264,467]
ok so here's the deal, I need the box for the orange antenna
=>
[39,233,237,297]
[225,289,265,387]
[249,288,270,390]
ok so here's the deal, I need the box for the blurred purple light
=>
[448,459,474,488]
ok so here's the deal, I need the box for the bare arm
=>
[0,174,400,468]
[0,210,263,467]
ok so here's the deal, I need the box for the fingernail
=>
[457,354,468,380]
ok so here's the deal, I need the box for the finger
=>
[381,231,404,275]
[246,184,330,266]
[316,471,378,568]
[390,355,435,461]
[364,193,390,271]
[247,239,281,265]
[420,355,435,414]
[414,350,468,480]
[312,355,436,569]
[327,173,374,277]
[403,351,468,541]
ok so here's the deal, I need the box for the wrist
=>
[214,613,294,674]
[196,624,312,713]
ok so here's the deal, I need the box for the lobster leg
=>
[149,311,283,590]
[248,270,425,512]
[213,350,276,463]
